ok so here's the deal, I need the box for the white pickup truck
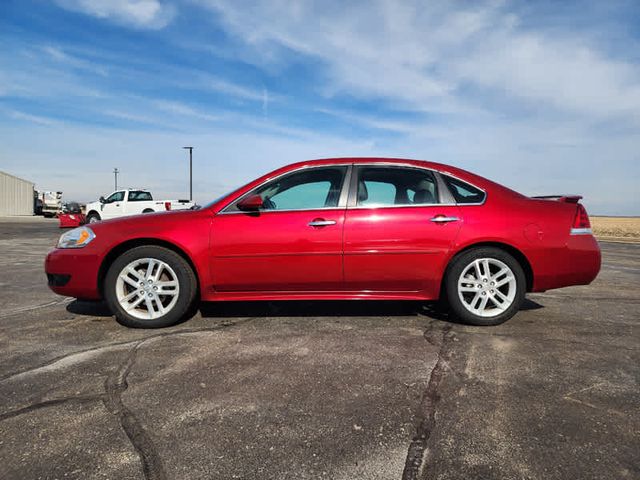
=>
[85,189,195,223]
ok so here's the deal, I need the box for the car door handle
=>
[308,219,337,227]
[430,216,459,223]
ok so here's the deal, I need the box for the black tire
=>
[104,246,197,328]
[142,209,154,213]
[445,247,526,326]
[86,212,101,223]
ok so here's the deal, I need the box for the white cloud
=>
[6,109,59,126]
[200,0,640,122]
[54,0,175,29]
[152,100,221,122]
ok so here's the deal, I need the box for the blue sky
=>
[1,0,639,214]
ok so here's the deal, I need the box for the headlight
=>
[57,226,96,249]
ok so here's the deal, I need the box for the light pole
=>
[182,147,193,201]
[113,168,119,190]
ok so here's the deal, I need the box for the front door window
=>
[229,166,348,212]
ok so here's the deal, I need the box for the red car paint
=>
[45,158,601,302]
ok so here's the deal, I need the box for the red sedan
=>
[45,158,601,328]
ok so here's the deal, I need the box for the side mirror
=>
[237,194,263,211]
[99,196,106,204]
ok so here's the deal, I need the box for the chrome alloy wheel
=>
[457,258,517,318]
[115,258,180,320]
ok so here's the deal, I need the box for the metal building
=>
[0,171,35,216]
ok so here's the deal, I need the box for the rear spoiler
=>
[531,195,582,204]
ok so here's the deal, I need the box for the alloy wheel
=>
[115,258,180,320]
[457,258,517,318]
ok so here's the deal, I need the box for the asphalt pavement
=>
[0,217,638,480]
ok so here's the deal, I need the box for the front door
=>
[343,165,461,296]
[210,165,349,292]
[100,191,125,219]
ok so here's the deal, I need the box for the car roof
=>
[205,157,525,213]
[279,157,488,187]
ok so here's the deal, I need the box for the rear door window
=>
[356,166,439,206]
[128,191,153,201]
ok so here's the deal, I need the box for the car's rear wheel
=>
[445,247,525,326]
[104,246,197,328]
[86,212,101,223]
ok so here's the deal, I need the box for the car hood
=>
[87,208,209,237]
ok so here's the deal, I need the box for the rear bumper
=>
[45,248,102,300]
[533,234,601,291]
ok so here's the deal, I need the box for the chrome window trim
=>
[347,202,459,210]
[219,164,352,215]
[349,163,442,208]
[348,163,488,209]
[217,161,488,215]
[438,172,487,207]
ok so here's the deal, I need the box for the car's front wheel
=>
[445,247,526,326]
[104,246,197,328]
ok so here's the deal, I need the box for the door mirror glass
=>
[99,196,105,203]
[237,194,264,211]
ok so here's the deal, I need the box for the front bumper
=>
[45,248,102,300]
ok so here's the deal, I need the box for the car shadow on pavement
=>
[66,297,544,323]
[200,297,544,320]
[66,299,113,317]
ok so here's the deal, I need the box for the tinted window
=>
[235,166,347,211]
[442,175,485,204]
[128,191,153,201]
[357,167,439,206]
[106,191,124,203]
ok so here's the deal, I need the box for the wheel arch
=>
[86,210,100,218]
[97,238,201,297]
[440,241,534,298]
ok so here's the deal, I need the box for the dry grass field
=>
[591,216,640,242]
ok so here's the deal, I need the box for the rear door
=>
[343,165,461,296]
[125,190,154,215]
[210,165,350,292]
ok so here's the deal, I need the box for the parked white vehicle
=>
[38,191,63,217]
[85,189,194,223]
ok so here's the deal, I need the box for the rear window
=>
[442,175,485,204]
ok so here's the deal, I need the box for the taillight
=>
[165,202,171,211]
[571,204,591,234]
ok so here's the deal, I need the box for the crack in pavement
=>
[102,340,167,480]
[0,318,254,383]
[0,298,73,319]
[0,394,103,422]
[402,321,453,480]
[0,317,257,480]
